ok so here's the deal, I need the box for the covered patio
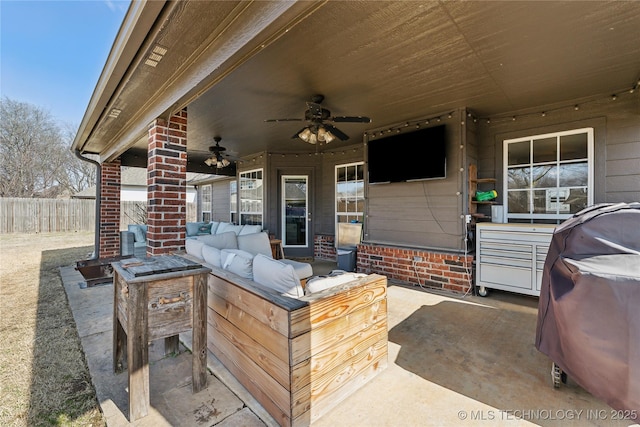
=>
[72,1,640,290]
[62,259,631,426]
[68,1,640,425]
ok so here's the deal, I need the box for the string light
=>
[466,84,637,125]
[260,146,364,161]
[367,111,455,138]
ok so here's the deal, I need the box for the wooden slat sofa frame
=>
[205,266,388,427]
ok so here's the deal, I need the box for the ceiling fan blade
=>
[325,124,349,141]
[264,118,304,122]
[330,116,371,123]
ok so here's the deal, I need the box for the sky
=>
[1,0,129,128]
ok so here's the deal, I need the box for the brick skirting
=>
[357,243,473,294]
[313,235,473,294]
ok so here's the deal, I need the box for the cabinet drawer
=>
[479,264,532,290]
[479,242,533,262]
[536,245,550,270]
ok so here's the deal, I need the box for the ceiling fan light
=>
[204,157,214,166]
[298,128,313,142]
[317,125,327,142]
[220,158,230,168]
[324,130,336,144]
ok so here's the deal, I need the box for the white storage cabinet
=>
[475,223,555,297]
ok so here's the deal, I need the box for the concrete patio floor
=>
[61,260,637,427]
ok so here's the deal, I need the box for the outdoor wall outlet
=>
[413,256,423,262]
[465,214,472,224]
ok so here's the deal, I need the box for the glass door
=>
[281,175,308,249]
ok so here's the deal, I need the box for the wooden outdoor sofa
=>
[203,266,388,426]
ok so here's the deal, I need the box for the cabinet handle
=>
[159,293,186,305]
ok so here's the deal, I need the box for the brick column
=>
[146,109,187,256]
[98,159,121,259]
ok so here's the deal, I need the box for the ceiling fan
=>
[265,94,371,144]
[204,136,232,168]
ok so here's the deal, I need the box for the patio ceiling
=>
[72,0,640,170]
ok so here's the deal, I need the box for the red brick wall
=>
[147,109,187,256]
[313,234,473,294]
[98,160,121,259]
[356,243,473,294]
[314,234,337,260]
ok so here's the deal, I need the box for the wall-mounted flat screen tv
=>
[368,124,446,183]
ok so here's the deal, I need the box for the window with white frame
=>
[239,169,263,226]
[504,128,593,223]
[201,184,211,222]
[229,180,237,223]
[336,162,364,224]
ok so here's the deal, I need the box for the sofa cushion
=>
[215,222,231,233]
[239,224,262,235]
[280,259,313,280]
[221,249,254,279]
[252,254,304,299]
[209,221,220,234]
[202,245,222,268]
[186,221,205,237]
[185,239,206,259]
[238,232,272,257]
[305,272,366,295]
[196,231,238,250]
[217,223,244,235]
[128,224,146,243]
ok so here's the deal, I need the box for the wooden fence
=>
[0,198,196,234]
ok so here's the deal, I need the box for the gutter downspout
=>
[74,149,101,260]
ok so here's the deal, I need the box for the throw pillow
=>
[197,223,212,235]
[220,249,254,279]
[185,239,205,259]
[202,245,222,268]
[196,231,238,250]
[209,221,220,234]
[237,232,272,257]
[252,254,304,299]
[186,222,204,237]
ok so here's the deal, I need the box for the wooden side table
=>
[111,255,211,421]
[270,239,285,259]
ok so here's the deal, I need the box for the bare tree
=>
[58,122,97,195]
[0,97,94,198]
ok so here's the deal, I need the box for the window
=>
[239,169,263,226]
[504,128,593,223]
[229,180,237,223]
[336,162,364,224]
[201,184,211,222]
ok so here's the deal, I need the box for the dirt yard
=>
[0,231,105,426]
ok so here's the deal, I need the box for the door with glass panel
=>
[281,175,312,257]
